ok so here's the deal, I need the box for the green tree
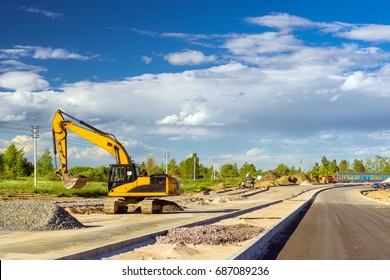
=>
[167,159,178,175]
[319,156,330,174]
[353,159,365,172]
[2,144,32,179]
[0,153,4,174]
[239,162,257,177]
[68,166,92,175]
[220,163,239,177]
[338,160,349,172]
[178,153,201,178]
[141,156,164,175]
[274,163,289,176]
[37,150,54,176]
[81,166,109,181]
[328,159,339,174]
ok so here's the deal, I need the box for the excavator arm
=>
[52,109,131,189]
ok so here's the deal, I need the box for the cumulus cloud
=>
[0,59,46,73]
[340,65,390,96]
[335,24,390,42]
[224,32,302,55]
[156,105,224,126]
[164,50,216,65]
[0,71,49,91]
[245,13,316,32]
[245,148,264,157]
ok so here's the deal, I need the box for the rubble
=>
[0,200,85,231]
[156,224,265,245]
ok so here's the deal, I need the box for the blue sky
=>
[1,0,390,171]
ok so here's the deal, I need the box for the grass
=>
[0,177,241,197]
[179,177,240,193]
[0,179,107,197]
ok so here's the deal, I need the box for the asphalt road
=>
[276,185,390,259]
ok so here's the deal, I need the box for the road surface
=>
[276,185,390,259]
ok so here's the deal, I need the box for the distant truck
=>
[325,175,336,184]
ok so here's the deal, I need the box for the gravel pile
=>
[0,200,85,231]
[156,224,265,245]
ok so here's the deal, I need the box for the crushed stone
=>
[0,200,85,231]
[156,224,265,245]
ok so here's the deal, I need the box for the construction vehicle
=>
[52,109,180,214]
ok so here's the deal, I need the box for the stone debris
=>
[0,200,85,231]
[156,224,265,245]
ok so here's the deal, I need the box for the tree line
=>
[1,144,390,181]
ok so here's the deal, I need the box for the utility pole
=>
[193,154,196,181]
[165,152,169,174]
[211,158,223,179]
[31,126,39,187]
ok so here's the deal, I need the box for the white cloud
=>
[245,148,264,157]
[335,24,390,42]
[3,112,27,121]
[164,50,216,65]
[2,46,92,61]
[245,13,316,32]
[224,32,302,55]
[20,6,63,20]
[142,55,152,64]
[0,71,48,91]
[32,47,90,61]
[156,105,224,126]
[184,95,207,102]
[341,65,390,96]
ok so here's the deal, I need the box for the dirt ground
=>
[363,189,390,202]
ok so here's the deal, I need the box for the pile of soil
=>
[156,224,265,245]
[259,172,281,182]
[292,172,312,184]
[257,172,312,187]
[275,176,297,185]
[0,200,85,231]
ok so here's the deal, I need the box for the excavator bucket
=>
[61,173,88,189]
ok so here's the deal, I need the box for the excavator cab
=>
[108,164,139,191]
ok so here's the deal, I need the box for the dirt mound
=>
[0,200,85,231]
[275,176,297,185]
[292,172,312,184]
[260,172,280,182]
[300,179,312,185]
[156,224,265,245]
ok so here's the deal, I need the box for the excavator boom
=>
[52,109,131,188]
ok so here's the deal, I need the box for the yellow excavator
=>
[52,109,180,214]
